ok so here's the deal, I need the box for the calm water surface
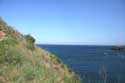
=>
[38,45,125,83]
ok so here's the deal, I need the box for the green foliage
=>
[0,46,24,65]
[24,66,36,81]
[0,37,23,65]
[0,18,81,83]
[5,47,24,65]
[63,75,81,83]
[27,43,35,50]
[1,36,18,45]
[66,65,73,73]
[24,34,35,50]
[6,26,15,34]
[50,54,62,64]
[72,74,81,83]
[24,34,35,44]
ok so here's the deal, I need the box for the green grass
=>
[0,18,81,83]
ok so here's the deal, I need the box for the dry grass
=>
[0,18,81,83]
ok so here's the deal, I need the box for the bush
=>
[24,34,35,50]
[24,34,35,44]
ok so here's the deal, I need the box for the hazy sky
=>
[0,0,125,45]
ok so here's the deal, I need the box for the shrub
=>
[24,34,35,44]
[24,34,35,50]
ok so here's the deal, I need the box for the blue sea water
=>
[37,45,125,83]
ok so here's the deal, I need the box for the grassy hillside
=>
[0,18,80,83]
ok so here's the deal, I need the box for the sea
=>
[37,45,125,83]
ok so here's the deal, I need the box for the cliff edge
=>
[0,18,80,83]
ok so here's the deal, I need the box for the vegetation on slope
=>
[0,18,80,83]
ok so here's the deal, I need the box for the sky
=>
[0,0,125,45]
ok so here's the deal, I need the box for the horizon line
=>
[36,43,124,46]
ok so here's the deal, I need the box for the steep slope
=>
[0,18,80,83]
